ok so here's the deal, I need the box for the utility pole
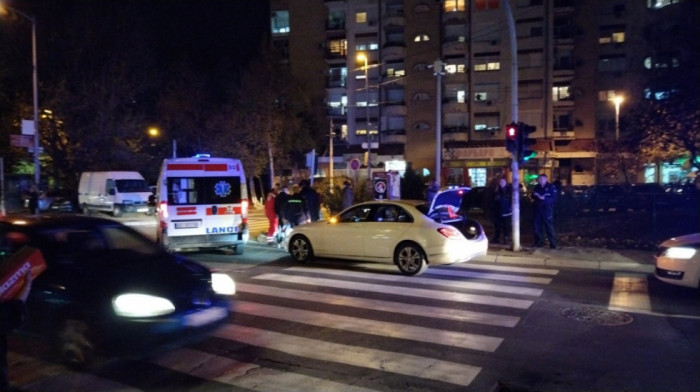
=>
[329,119,334,193]
[433,59,445,187]
[504,0,521,251]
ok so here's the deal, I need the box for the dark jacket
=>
[532,183,557,215]
[285,193,310,227]
[299,187,321,221]
[274,192,290,222]
[1,300,26,391]
[494,185,513,217]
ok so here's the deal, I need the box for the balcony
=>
[382,129,406,144]
[442,39,467,57]
[382,102,407,116]
[443,100,468,113]
[325,20,345,32]
[383,14,405,29]
[442,126,468,142]
[382,42,406,60]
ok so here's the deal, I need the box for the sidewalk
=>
[473,243,655,274]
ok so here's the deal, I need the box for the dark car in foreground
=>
[1,215,235,366]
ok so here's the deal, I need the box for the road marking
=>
[151,347,383,392]
[253,273,534,309]
[236,283,521,327]
[426,267,553,285]
[285,266,547,296]
[608,273,652,311]
[451,263,559,276]
[212,325,482,388]
[235,300,503,352]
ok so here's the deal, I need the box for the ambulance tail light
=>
[159,201,169,219]
[241,199,249,224]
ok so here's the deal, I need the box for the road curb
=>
[472,252,655,274]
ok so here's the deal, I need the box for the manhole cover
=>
[561,306,633,326]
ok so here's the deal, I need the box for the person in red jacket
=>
[264,186,279,245]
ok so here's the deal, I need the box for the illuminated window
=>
[271,10,290,34]
[413,34,430,42]
[327,39,347,57]
[474,62,500,71]
[552,85,571,101]
[475,0,500,11]
[356,12,367,23]
[444,0,466,12]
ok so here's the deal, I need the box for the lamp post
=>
[612,95,624,141]
[147,127,177,158]
[357,53,371,186]
[1,4,40,190]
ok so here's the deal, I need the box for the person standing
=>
[342,181,354,210]
[531,173,557,248]
[492,178,512,244]
[274,186,290,231]
[1,271,32,392]
[285,185,310,227]
[264,186,278,245]
[299,180,321,221]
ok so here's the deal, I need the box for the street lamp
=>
[357,52,371,185]
[1,3,40,192]
[147,127,177,158]
[612,95,624,141]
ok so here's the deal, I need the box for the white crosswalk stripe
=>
[9,262,559,391]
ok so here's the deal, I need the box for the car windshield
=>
[115,179,150,193]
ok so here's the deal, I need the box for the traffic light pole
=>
[504,0,521,251]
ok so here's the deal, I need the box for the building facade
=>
[270,0,696,187]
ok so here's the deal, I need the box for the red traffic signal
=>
[505,122,518,153]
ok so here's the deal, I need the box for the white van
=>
[155,155,249,254]
[78,171,153,217]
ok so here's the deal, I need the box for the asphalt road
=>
[8,243,699,392]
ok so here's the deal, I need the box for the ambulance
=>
[155,155,249,254]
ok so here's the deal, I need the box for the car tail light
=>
[437,226,462,239]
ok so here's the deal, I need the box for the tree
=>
[213,45,318,204]
[636,95,700,172]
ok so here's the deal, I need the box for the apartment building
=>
[270,0,696,187]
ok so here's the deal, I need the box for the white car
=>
[286,200,488,276]
[655,233,700,288]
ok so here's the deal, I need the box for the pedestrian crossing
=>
[9,262,559,392]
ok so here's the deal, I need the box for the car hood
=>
[659,233,700,248]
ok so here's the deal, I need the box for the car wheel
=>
[81,204,90,215]
[57,319,95,368]
[233,245,245,255]
[461,219,484,240]
[289,235,313,263]
[394,242,428,276]
[112,205,122,217]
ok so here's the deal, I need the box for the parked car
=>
[286,199,488,276]
[22,189,76,213]
[0,214,235,366]
[655,233,700,289]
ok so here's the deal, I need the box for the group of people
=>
[264,180,322,245]
[487,173,558,249]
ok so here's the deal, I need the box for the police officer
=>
[531,173,557,248]
[492,178,512,244]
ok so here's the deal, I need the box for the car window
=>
[370,205,411,223]
[339,205,372,223]
[101,226,161,255]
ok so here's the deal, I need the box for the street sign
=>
[349,158,361,171]
[10,134,34,148]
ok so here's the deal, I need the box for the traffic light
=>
[505,122,518,154]
[518,122,537,162]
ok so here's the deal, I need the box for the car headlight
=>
[112,293,175,317]
[211,272,236,295]
[664,247,696,259]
